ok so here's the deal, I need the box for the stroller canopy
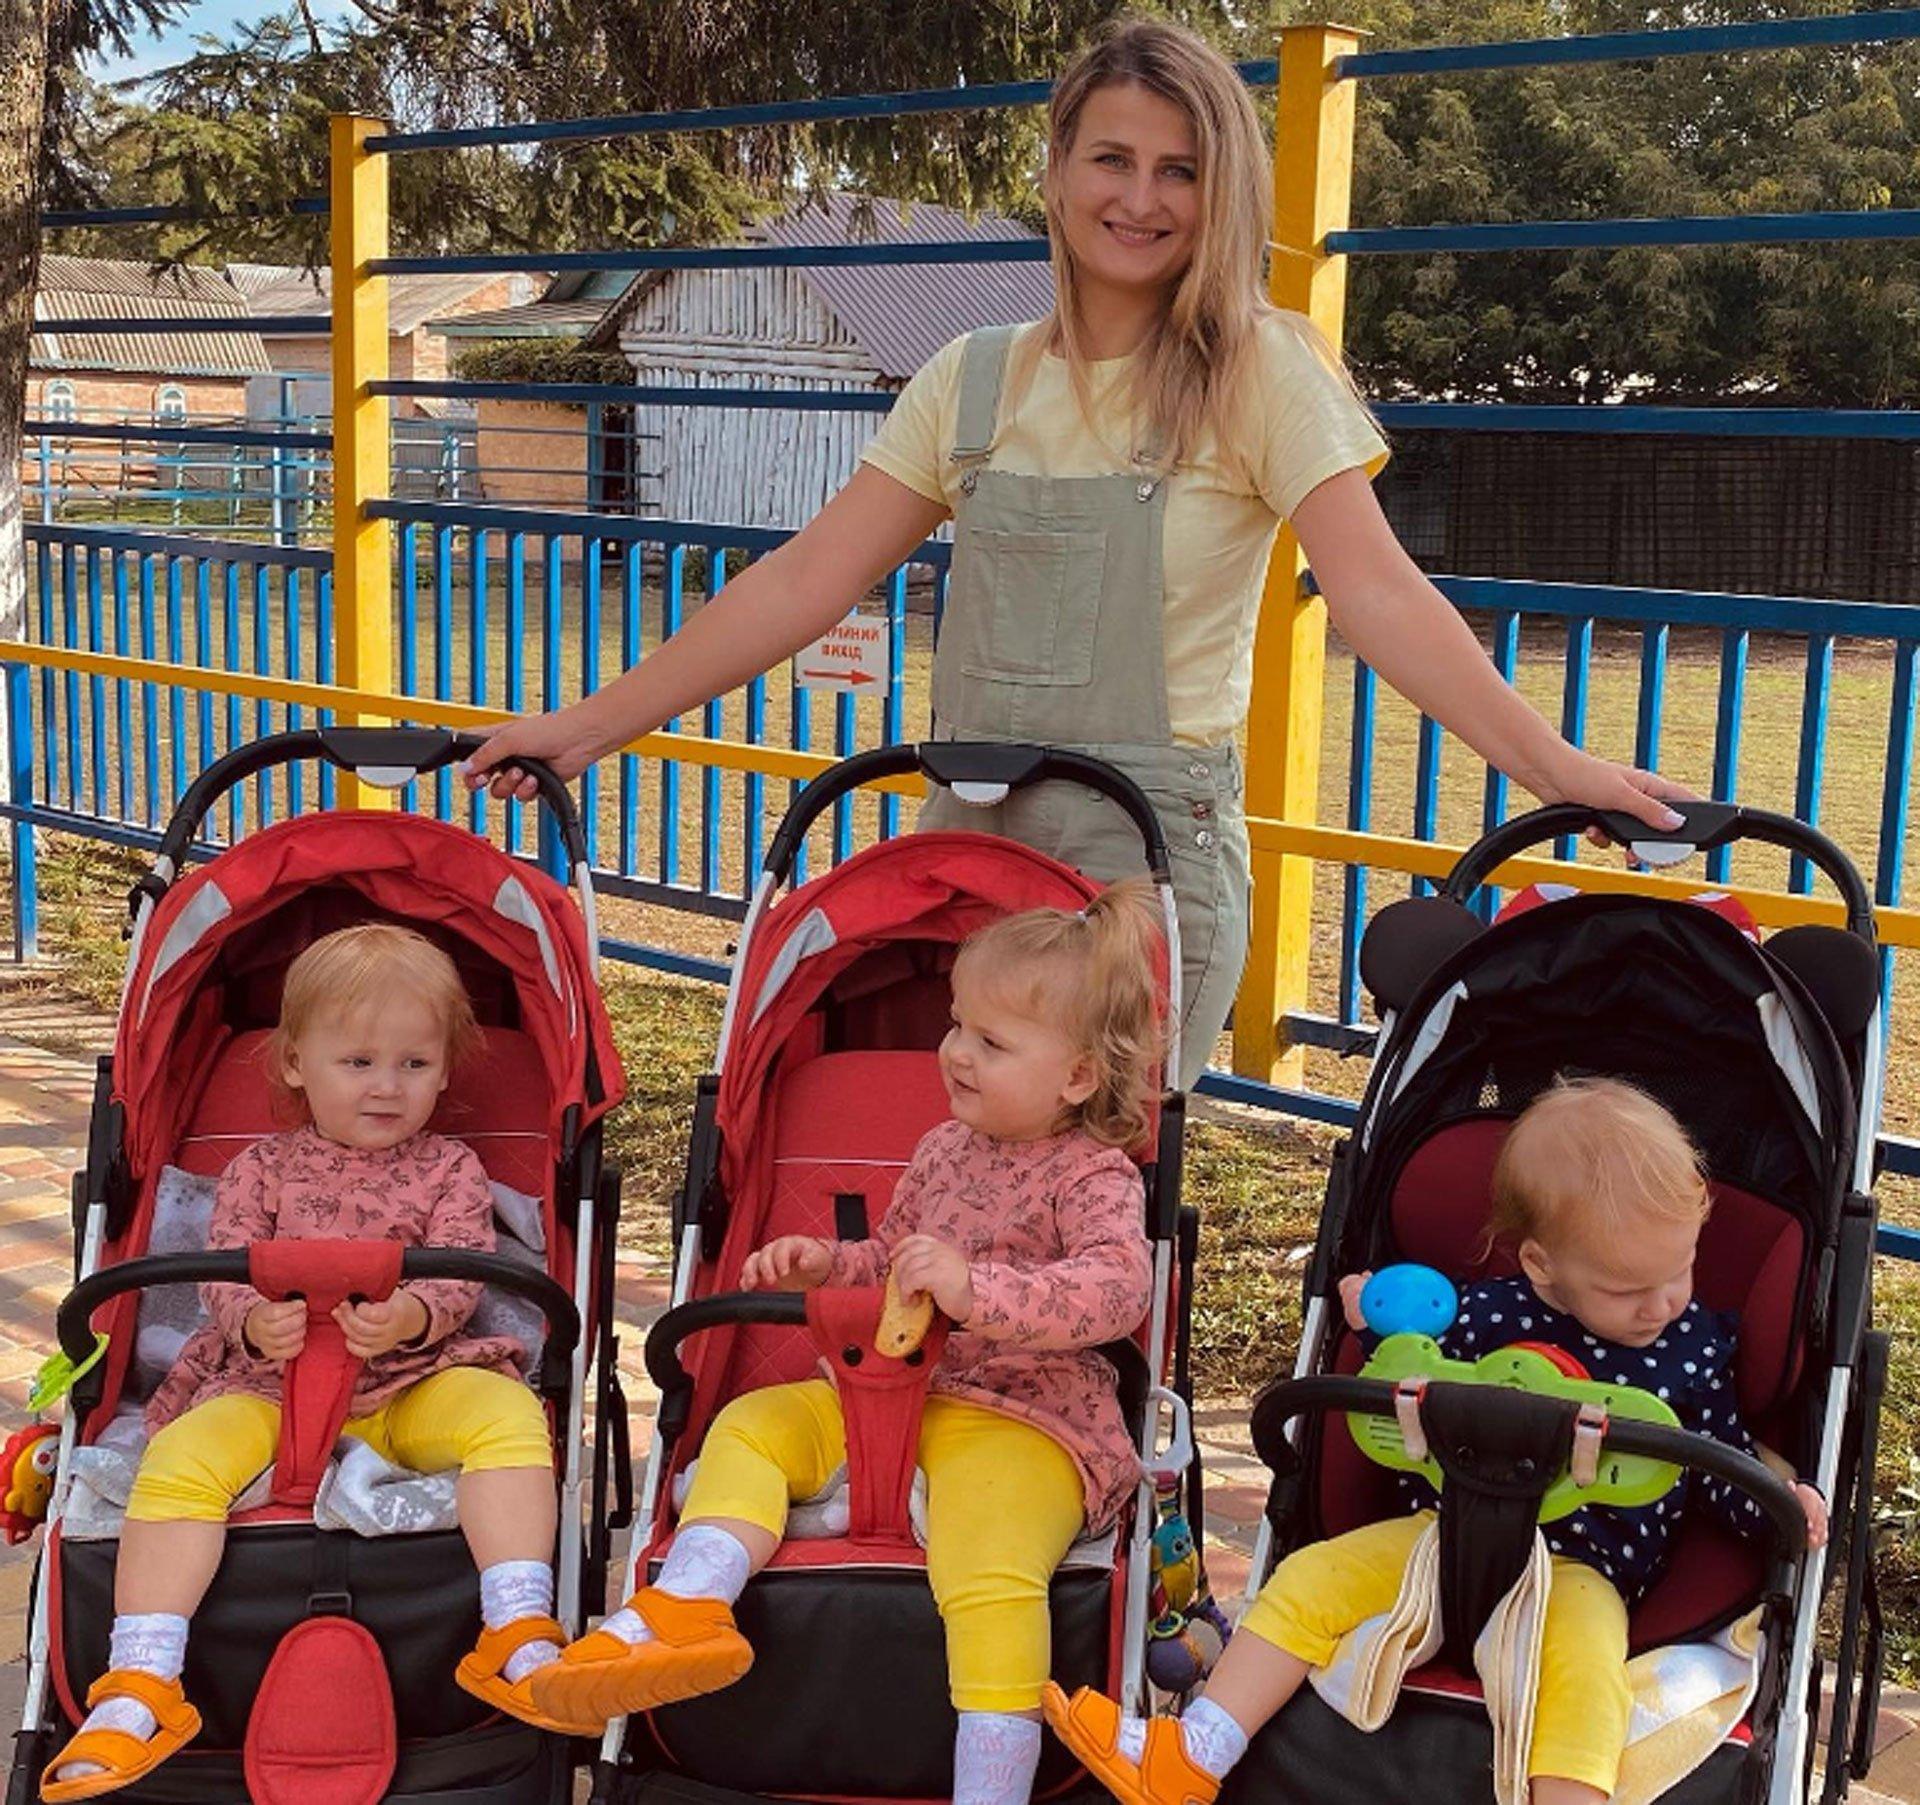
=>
[1361,890,1855,1238]
[716,832,1101,1193]
[115,811,625,1182]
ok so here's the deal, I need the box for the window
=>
[155,384,189,423]
[42,380,76,423]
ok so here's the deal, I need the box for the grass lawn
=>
[5,558,1918,1679]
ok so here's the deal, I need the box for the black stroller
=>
[1233,801,1889,1804]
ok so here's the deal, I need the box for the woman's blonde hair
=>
[1488,1076,1710,1253]
[1038,16,1275,471]
[951,876,1167,1149]
[268,923,481,1109]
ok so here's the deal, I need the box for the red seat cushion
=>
[174,1026,550,1194]
[717,1050,953,1401]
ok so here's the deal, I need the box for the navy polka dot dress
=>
[1394,1275,1769,1605]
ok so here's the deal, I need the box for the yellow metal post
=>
[1235,22,1363,1083]
[330,114,393,810]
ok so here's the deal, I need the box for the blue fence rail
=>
[10,6,1920,1272]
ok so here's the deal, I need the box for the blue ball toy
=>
[1359,1263,1458,1339]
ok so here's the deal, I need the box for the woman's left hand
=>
[335,1292,430,1359]
[1526,746,1693,849]
[890,1234,975,1325]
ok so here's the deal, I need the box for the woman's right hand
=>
[245,1298,308,1363]
[1337,1272,1373,1333]
[460,702,614,803]
[740,1236,835,1292]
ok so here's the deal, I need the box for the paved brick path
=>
[0,964,1912,1801]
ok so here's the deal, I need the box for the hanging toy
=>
[1147,1589,1231,1694]
[1143,1468,1231,1694]
[0,1424,58,1545]
[1148,1474,1200,1619]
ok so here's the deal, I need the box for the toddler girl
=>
[1047,1075,1829,1805]
[527,880,1166,1805]
[48,924,574,1801]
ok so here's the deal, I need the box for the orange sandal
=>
[455,1614,606,1738]
[525,1587,752,1729]
[1042,1683,1221,1805]
[41,1669,201,1803]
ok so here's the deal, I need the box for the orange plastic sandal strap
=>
[469,1615,566,1679]
[81,1669,196,1735]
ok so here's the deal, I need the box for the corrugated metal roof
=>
[585,195,1052,381]
[425,298,614,338]
[760,195,1052,381]
[32,255,269,377]
[234,265,531,336]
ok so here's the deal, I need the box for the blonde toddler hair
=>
[268,923,482,1108]
[1489,1076,1710,1254]
[953,876,1167,1148]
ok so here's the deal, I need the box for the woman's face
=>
[1053,80,1202,308]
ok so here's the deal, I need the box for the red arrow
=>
[797,667,879,685]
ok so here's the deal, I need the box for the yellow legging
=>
[127,1367,552,1523]
[682,1380,1085,1714]
[1240,1512,1633,1796]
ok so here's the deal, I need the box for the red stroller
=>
[11,729,628,1805]
[590,744,1202,1805]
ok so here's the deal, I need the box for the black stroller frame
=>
[1236,801,1889,1805]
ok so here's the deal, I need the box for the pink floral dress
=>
[826,1119,1153,1532]
[145,1124,526,1433]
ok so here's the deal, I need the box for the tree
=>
[2,0,181,779]
[1289,0,1920,406]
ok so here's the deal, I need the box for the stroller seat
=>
[58,1024,560,1540]
[1315,1115,1807,1657]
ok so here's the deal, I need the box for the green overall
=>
[916,325,1253,1088]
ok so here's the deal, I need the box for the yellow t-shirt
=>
[859,313,1389,746]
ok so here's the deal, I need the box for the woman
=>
[466,17,1685,1088]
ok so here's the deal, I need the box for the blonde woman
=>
[466,17,1686,1087]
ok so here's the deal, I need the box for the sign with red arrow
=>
[794,613,890,694]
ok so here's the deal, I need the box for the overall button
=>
[1195,829,1218,852]
[1187,761,1211,781]
[1191,800,1213,820]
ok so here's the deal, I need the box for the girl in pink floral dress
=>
[527,880,1164,1805]
[47,925,575,1801]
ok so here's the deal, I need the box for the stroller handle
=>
[148,728,589,885]
[1441,802,1875,940]
[56,1248,581,1374]
[760,743,1173,889]
[1249,1374,1811,1559]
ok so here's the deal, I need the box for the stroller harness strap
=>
[805,1288,951,1545]
[249,1240,406,1507]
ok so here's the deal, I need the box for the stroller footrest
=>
[244,1616,396,1805]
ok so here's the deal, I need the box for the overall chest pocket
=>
[954,526,1106,687]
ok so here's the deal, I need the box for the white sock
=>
[55,1612,188,1779]
[952,1711,1043,1805]
[1116,1696,1248,1779]
[601,1524,753,1647]
[479,1559,560,1684]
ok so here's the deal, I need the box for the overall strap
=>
[949,324,1021,476]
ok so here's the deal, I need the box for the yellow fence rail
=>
[9,636,1916,953]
